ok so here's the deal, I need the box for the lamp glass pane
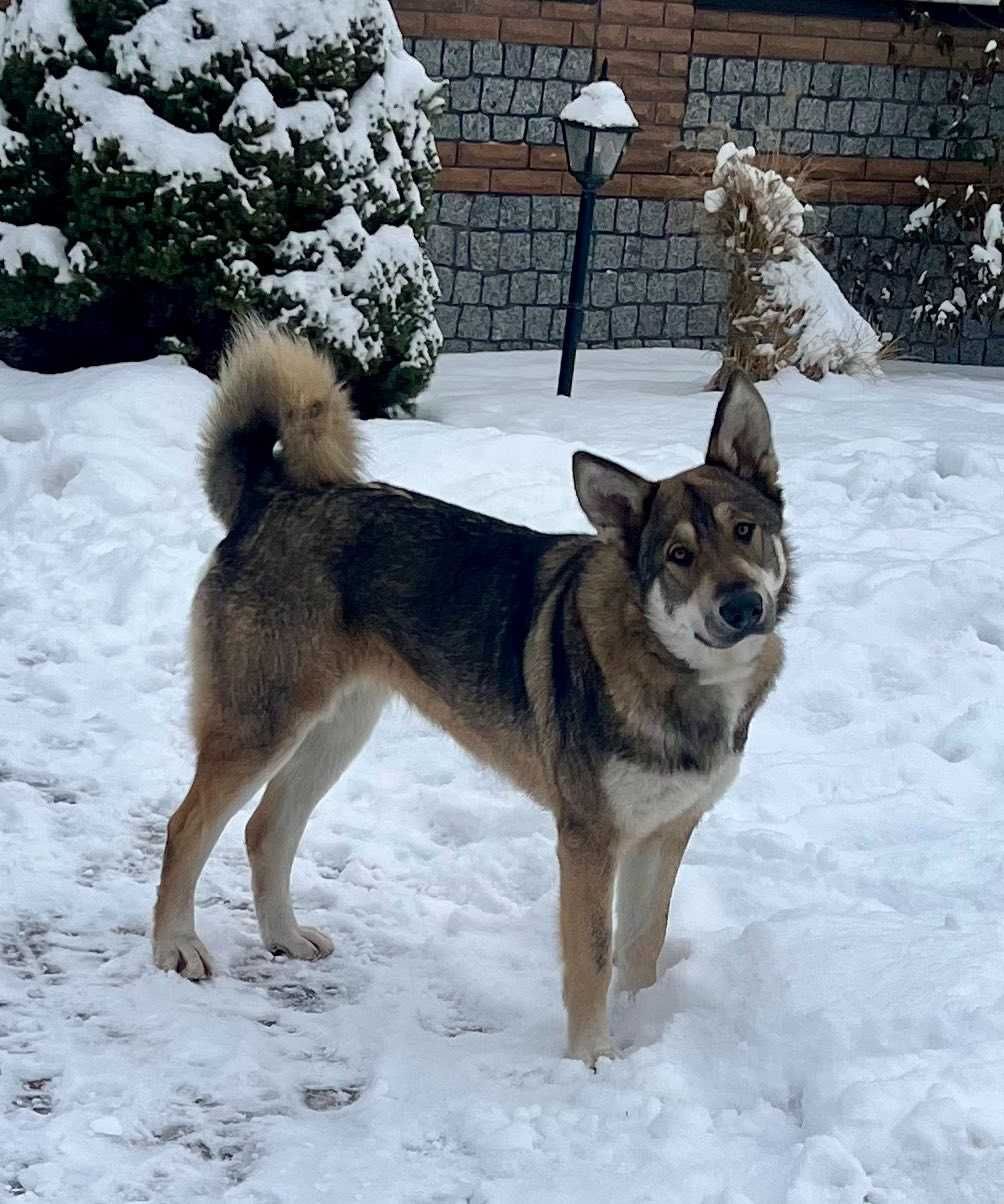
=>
[562,122,594,176]
[592,129,629,182]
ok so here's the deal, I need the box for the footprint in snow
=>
[302,1084,365,1111]
[12,1079,52,1116]
[41,456,83,499]
[0,409,45,444]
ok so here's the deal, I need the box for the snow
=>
[40,67,235,186]
[904,195,946,235]
[262,222,440,373]
[757,251,882,370]
[0,0,84,65]
[109,0,381,95]
[559,80,637,130]
[0,222,78,283]
[2,346,1004,1201]
[715,140,753,172]
[221,80,294,157]
[971,203,1003,310]
[0,99,27,168]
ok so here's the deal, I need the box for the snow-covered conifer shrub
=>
[704,142,884,387]
[0,0,444,415]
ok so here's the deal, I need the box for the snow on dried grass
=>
[704,143,885,388]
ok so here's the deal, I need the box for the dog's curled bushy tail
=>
[200,319,361,528]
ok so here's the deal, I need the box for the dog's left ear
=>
[705,369,781,503]
[573,451,654,551]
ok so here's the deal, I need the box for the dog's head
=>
[573,370,791,676]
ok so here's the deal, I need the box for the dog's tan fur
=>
[154,325,791,1065]
[200,317,360,527]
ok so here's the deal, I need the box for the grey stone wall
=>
[430,193,727,352]
[404,38,593,144]
[684,56,1002,159]
[428,193,1004,365]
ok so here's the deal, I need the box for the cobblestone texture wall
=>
[429,194,728,352]
[683,57,1003,160]
[430,191,1004,365]
[406,38,594,146]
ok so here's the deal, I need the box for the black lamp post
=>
[556,70,638,397]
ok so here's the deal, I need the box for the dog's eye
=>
[668,544,694,567]
[734,522,755,543]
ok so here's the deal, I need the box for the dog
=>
[153,321,792,1066]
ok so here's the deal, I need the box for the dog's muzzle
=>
[718,587,764,634]
[698,585,769,648]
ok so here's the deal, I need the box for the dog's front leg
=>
[557,816,617,1067]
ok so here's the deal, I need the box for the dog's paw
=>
[566,1034,621,1070]
[153,933,213,980]
[266,925,334,962]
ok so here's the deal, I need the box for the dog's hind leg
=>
[613,807,701,995]
[245,683,385,961]
[153,729,304,980]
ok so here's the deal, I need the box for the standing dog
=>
[153,322,791,1066]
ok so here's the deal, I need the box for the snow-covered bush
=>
[896,34,1002,340]
[704,142,884,386]
[0,0,444,415]
[905,178,1004,336]
[828,28,1002,350]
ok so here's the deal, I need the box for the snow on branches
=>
[907,178,1004,335]
[0,0,444,413]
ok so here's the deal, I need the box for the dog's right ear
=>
[705,369,780,503]
[573,451,655,551]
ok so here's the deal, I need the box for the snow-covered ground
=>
[2,347,1003,1202]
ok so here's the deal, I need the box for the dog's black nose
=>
[719,588,764,632]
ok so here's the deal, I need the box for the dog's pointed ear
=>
[573,451,655,550]
[706,369,781,502]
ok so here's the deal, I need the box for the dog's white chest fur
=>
[603,673,750,844]
[603,753,740,844]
